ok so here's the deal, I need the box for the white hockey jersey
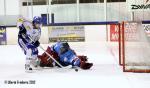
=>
[17,18,41,44]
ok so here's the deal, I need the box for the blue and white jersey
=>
[52,42,63,55]
[17,21,41,45]
[17,17,41,60]
[52,42,80,66]
[26,27,41,43]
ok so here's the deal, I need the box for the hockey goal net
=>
[119,21,150,73]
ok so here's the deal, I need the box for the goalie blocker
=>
[38,42,93,70]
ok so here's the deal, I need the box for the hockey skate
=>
[25,58,41,72]
[25,64,33,73]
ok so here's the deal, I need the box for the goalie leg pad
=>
[38,46,59,67]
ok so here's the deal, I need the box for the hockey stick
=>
[21,21,78,71]
[38,45,64,68]
[22,33,64,68]
[38,42,79,71]
[20,20,64,68]
[28,35,78,71]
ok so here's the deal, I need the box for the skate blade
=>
[25,70,34,73]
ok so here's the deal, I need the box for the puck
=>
[29,68,32,70]
[75,69,78,72]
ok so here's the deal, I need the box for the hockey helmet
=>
[32,16,42,24]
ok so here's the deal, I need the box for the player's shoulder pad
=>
[17,18,24,28]
[17,18,24,23]
[23,21,33,30]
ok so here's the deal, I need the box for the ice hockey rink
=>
[1,0,150,88]
[0,42,150,88]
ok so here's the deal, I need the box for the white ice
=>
[0,42,150,88]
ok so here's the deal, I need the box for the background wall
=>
[0,0,150,26]
[20,2,150,23]
[20,3,130,22]
[0,0,20,25]
[1,0,150,45]
[6,25,107,45]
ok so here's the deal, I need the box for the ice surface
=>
[0,42,150,88]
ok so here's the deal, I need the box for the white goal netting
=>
[120,21,150,73]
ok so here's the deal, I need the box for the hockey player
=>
[38,42,93,70]
[17,16,42,72]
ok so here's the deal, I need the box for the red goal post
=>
[119,21,150,73]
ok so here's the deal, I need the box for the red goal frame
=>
[119,21,150,73]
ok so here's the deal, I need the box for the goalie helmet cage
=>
[119,21,150,73]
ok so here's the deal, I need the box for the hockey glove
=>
[19,24,26,34]
[33,41,40,47]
